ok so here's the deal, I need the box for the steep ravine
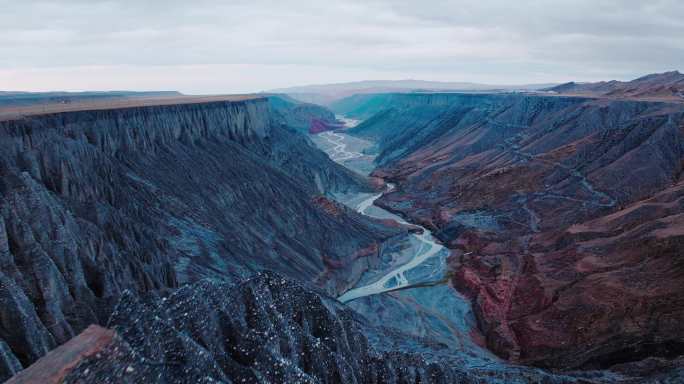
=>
[314,128,493,359]
[4,97,684,383]
[310,121,645,383]
[0,97,406,380]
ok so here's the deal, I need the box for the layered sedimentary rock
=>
[341,92,684,370]
[452,180,684,369]
[0,97,403,379]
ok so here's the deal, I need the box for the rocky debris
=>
[340,91,684,371]
[0,98,400,378]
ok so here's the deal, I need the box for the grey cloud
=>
[0,0,681,92]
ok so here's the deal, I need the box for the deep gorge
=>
[2,91,684,383]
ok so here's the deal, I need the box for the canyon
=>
[332,72,684,378]
[2,72,684,383]
[0,95,407,382]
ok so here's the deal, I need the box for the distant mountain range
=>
[271,79,558,105]
[546,70,684,101]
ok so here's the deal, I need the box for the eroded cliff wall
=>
[0,98,402,378]
[343,92,684,370]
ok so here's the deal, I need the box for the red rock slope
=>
[347,90,684,370]
[451,179,684,369]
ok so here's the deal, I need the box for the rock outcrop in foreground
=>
[340,91,684,372]
[5,325,115,384]
[8,273,641,384]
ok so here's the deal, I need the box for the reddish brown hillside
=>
[548,71,684,102]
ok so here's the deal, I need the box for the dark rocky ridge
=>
[44,273,625,383]
[0,97,404,380]
[7,274,684,383]
[341,92,684,371]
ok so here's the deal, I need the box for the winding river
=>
[315,118,447,303]
[313,116,501,365]
[310,112,640,379]
[319,131,363,162]
[338,183,446,302]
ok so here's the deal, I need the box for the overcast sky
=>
[1,0,683,94]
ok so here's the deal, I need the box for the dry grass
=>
[0,94,264,122]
